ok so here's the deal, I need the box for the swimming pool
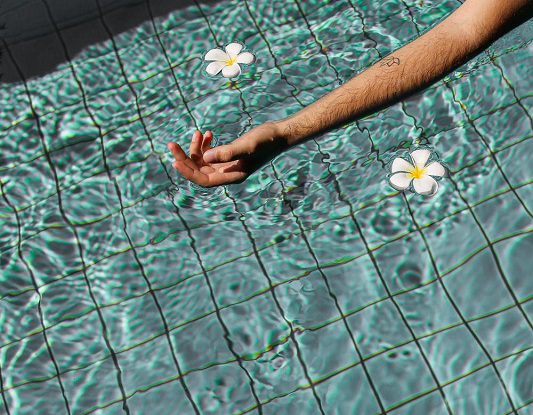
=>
[0,0,531,413]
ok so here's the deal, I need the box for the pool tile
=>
[374,231,436,295]
[47,311,110,373]
[100,294,166,352]
[0,291,41,347]
[365,342,437,410]
[347,298,413,358]
[242,339,307,403]
[494,232,532,300]
[444,365,512,415]
[470,307,533,360]
[298,318,359,381]
[419,325,488,385]
[5,378,68,415]
[19,226,83,287]
[61,358,124,415]
[185,361,261,415]
[315,364,382,415]
[171,314,234,373]
[221,294,289,357]
[262,388,321,415]
[391,390,450,415]
[497,138,533,189]
[395,281,461,338]
[118,336,178,396]
[40,272,94,327]
[496,349,531,410]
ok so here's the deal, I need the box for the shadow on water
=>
[0,0,223,83]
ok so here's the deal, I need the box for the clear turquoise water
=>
[0,0,532,414]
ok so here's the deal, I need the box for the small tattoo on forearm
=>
[380,56,400,67]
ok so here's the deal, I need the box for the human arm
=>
[168,0,532,187]
[276,0,532,147]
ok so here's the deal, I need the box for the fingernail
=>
[203,150,215,163]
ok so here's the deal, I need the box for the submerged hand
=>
[167,122,288,188]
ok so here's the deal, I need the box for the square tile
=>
[119,336,178,396]
[0,254,34,303]
[298,319,359,380]
[1,334,56,389]
[157,274,213,330]
[62,358,122,415]
[495,349,531,409]
[474,103,531,153]
[365,343,437,410]
[420,325,488,385]
[494,232,532,300]
[444,248,515,320]
[20,226,83,287]
[326,255,387,315]
[101,294,166,351]
[171,314,233,373]
[40,272,94,327]
[0,290,41,347]
[348,299,412,357]
[262,388,321,415]
[126,377,199,415]
[47,312,110,372]
[316,364,382,415]
[49,138,106,190]
[374,231,435,295]
[1,119,42,167]
[60,174,117,223]
[470,307,533,360]
[86,250,148,306]
[474,193,531,242]
[221,294,289,358]
[2,159,57,210]
[421,210,485,276]
[77,212,130,266]
[210,255,268,308]
[307,214,366,265]
[6,378,68,415]
[185,362,258,415]
[103,123,153,172]
[392,390,450,415]
[445,366,511,414]
[498,138,533,189]
[135,231,202,290]
[395,281,461,337]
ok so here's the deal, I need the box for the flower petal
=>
[205,48,229,61]
[222,63,241,78]
[413,176,439,196]
[424,161,446,178]
[236,52,255,65]
[389,172,413,191]
[391,157,414,173]
[410,149,431,168]
[206,61,226,76]
[225,43,243,58]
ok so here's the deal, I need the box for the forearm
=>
[275,0,532,148]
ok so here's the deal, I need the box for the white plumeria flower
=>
[389,149,446,196]
[204,42,255,78]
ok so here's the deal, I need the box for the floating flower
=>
[389,148,446,196]
[204,42,255,78]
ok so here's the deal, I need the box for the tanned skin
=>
[167,0,532,188]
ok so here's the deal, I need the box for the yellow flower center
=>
[409,165,426,179]
[226,56,237,66]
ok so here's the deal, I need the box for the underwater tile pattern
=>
[0,0,532,414]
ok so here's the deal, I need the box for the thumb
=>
[203,142,252,163]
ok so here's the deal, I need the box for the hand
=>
[167,122,288,188]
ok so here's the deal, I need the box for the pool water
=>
[0,0,532,414]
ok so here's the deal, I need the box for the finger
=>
[167,142,187,162]
[172,160,209,187]
[203,140,253,164]
[189,130,203,163]
[202,130,213,153]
